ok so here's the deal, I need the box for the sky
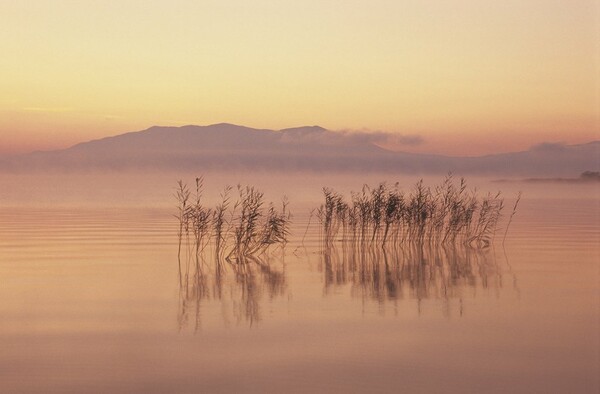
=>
[0,0,598,156]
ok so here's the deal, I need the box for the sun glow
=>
[0,0,597,155]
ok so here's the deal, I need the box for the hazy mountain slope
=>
[454,141,600,176]
[67,123,280,153]
[1,124,598,176]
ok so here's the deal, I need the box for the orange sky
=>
[0,1,598,156]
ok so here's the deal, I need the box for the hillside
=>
[1,124,598,177]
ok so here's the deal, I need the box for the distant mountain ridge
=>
[1,123,598,177]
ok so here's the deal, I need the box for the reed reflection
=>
[319,241,507,314]
[177,252,287,331]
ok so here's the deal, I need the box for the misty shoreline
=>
[494,171,600,184]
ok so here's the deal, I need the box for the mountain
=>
[1,123,598,176]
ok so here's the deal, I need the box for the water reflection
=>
[319,242,508,313]
[178,252,287,331]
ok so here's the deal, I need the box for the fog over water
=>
[0,169,596,209]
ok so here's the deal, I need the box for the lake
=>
[0,173,598,393]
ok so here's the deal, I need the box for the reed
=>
[174,180,191,283]
[189,177,212,261]
[502,191,522,246]
[175,178,291,273]
[213,185,232,263]
[316,176,513,249]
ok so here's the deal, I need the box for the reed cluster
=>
[317,176,506,248]
[175,177,290,266]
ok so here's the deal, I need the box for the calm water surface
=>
[0,178,598,393]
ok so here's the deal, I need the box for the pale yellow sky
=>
[0,0,598,156]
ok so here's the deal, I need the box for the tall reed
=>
[175,178,291,273]
[316,176,513,249]
[175,180,191,283]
